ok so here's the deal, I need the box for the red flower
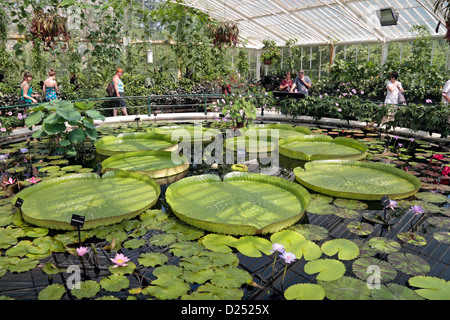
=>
[433,154,444,161]
[442,166,450,177]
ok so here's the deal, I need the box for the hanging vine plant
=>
[207,20,239,49]
[29,7,71,51]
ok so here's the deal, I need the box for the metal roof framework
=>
[180,0,448,49]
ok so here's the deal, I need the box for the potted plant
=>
[207,20,239,49]
[260,40,281,65]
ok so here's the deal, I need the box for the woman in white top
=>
[385,71,404,105]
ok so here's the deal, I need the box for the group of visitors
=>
[19,70,58,105]
[278,69,450,106]
[279,70,311,95]
[18,67,127,116]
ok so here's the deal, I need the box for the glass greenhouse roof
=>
[180,0,447,48]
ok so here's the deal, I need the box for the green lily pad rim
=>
[12,171,161,231]
[278,135,368,161]
[101,150,189,179]
[166,172,311,235]
[94,132,178,157]
[294,160,422,201]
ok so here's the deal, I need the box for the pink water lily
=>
[442,166,450,177]
[410,205,425,215]
[111,253,130,268]
[433,154,444,161]
[4,177,16,185]
[26,176,41,184]
[76,246,89,257]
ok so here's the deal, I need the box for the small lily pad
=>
[408,276,450,300]
[397,232,427,247]
[368,237,401,254]
[100,274,130,292]
[371,283,424,300]
[388,252,430,276]
[201,234,238,253]
[304,259,346,281]
[38,284,66,300]
[145,277,190,300]
[427,217,450,229]
[210,266,252,288]
[433,231,450,244]
[71,280,101,299]
[284,283,326,300]
[321,239,360,260]
[289,224,328,241]
[333,198,368,210]
[415,192,448,204]
[233,236,272,257]
[319,276,372,300]
[346,221,374,236]
[138,252,169,268]
[352,257,397,283]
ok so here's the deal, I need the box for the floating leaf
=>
[233,236,272,257]
[71,280,101,299]
[289,224,328,241]
[169,241,205,257]
[284,283,325,300]
[371,283,424,300]
[8,258,39,273]
[210,266,252,288]
[138,252,168,268]
[100,274,130,292]
[427,217,450,229]
[200,251,239,268]
[201,234,238,253]
[388,252,430,276]
[153,265,184,279]
[333,198,368,210]
[306,201,334,215]
[415,192,448,204]
[182,283,243,300]
[145,277,190,300]
[352,257,397,283]
[304,259,346,281]
[179,255,213,272]
[433,231,450,244]
[331,207,360,219]
[346,221,374,236]
[38,284,66,300]
[368,237,401,254]
[408,276,450,300]
[397,232,427,247]
[321,239,360,260]
[319,276,371,300]
[183,268,215,284]
[123,238,146,250]
[149,233,177,247]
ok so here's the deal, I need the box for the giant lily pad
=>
[245,124,312,140]
[294,160,421,200]
[166,173,310,235]
[101,150,189,184]
[152,124,221,144]
[13,171,160,230]
[95,132,178,157]
[279,135,368,161]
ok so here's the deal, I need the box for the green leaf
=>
[42,122,66,135]
[304,259,346,281]
[284,283,325,300]
[408,276,450,300]
[56,108,82,122]
[84,109,105,121]
[38,284,66,300]
[388,252,430,276]
[68,128,86,144]
[210,266,252,288]
[319,276,372,300]
[233,236,272,257]
[71,280,100,299]
[321,239,360,260]
[138,252,168,267]
[201,234,238,253]
[25,110,45,127]
[144,277,190,299]
[100,274,129,292]
[371,283,424,300]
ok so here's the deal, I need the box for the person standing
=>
[290,70,311,95]
[279,72,293,92]
[43,69,59,101]
[112,67,128,117]
[441,79,450,104]
[19,72,38,104]
[385,71,404,105]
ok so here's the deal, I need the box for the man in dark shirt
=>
[290,70,311,95]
